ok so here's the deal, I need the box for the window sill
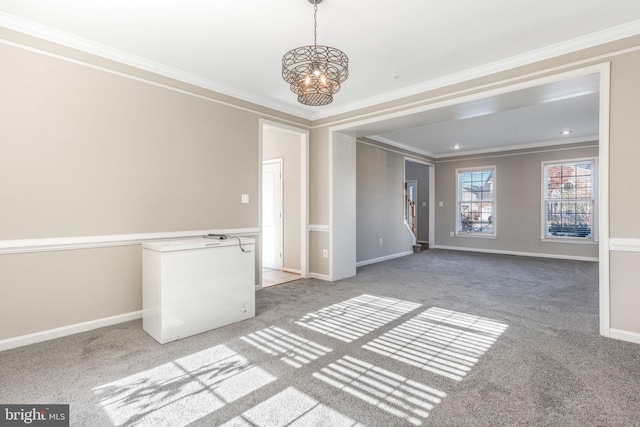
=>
[541,238,598,245]
[456,233,496,239]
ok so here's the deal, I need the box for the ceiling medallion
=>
[282,0,349,106]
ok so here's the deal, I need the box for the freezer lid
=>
[143,237,255,252]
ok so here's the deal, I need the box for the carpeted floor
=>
[1,249,639,426]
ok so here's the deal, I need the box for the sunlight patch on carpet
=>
[363,307,508,381]
[313,355,446,426]
[219,386,360,427]
[93,344,275,427]
[240,326,332,368]
[296,294,421,342]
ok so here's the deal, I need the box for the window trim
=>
[541,157,598,243]
[455,165,496,238]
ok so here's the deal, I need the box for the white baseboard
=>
[609,328,640,345]
[282,268,302,274]
[356,251,414,267]
[432,245,598,262]
[0,310,142,352]
[309,272,331,281]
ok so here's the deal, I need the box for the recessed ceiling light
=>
[452,144,462,150]
[560,130,572,135]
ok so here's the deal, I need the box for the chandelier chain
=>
[313,1,318,52]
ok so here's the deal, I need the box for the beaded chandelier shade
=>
[282,0,349,106]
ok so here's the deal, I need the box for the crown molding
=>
[367,135,599,160]
[0,13,313,120]
[311,19,640,121]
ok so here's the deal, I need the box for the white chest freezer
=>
[142,237,255,344]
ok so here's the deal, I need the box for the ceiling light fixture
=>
[452,144,462,150]
[282,0,349,106]
[560,130,572,135]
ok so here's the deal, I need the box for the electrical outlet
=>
[241,194,249,204]
[323,249,328,258]
[450,231,454,237]
[439,201,444,207]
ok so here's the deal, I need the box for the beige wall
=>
[0,29,308,341]
[434,143,599,258]
[609,251,640,333]
[263,127,302,271]
[0,40,260,238]
[0,246,141,339]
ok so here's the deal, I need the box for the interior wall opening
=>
[260,121,309,288]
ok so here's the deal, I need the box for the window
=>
[542,159,596,241]
[456,167,495,236]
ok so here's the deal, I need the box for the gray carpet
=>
[1,249,639,426]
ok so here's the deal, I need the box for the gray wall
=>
[405,161,430,243]
[263,127,302,272]
[356,141,415,263]
[434,143,599,259]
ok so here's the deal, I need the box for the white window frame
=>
[455,166,496,238]
[541,157,598,243]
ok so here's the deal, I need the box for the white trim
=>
[609,328,640,345]
[359,138,434,163]
[0,310,142,352]
[433,245,599,262]
[610,238,640,252]
[597,63,611,337]
[309,272,331,281]
[309,224,330,232]
[282,268,302,274]
[435,136,599,159]
[369,136,436,158]
[262,158,284,271]
[435,142,599,164]
[0,228,259,255]
[356,251,413,268]
[403,220,417,246]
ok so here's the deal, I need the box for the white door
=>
[262,160,283,270]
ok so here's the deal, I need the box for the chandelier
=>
[282,0,349,106]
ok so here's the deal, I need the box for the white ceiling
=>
[2,0,639,155]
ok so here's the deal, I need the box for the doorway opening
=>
[404,158,435,251]
[327,63,609,336]
[260,121,309,288]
